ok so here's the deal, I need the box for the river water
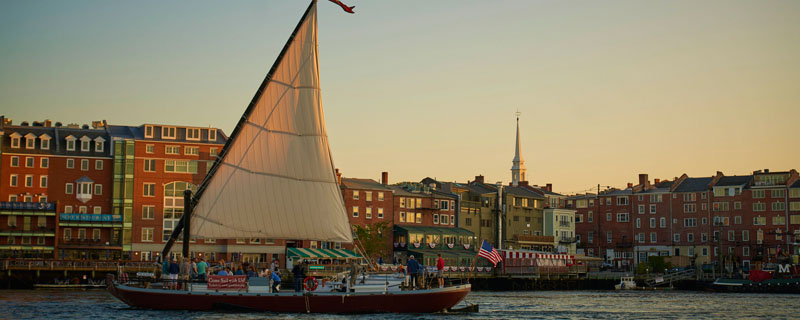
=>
[0,289,796,319]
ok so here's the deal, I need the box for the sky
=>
[1,0,798,195]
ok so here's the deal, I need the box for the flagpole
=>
[466,250,480,283]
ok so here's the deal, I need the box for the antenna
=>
[515,109,521,120]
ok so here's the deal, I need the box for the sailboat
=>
[107,0,471,313]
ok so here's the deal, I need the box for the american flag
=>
[478,240,503,267]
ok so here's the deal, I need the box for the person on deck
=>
[217,267,231,276]
[406,255,420,290]
[191,258,198,280]
[234,266,245,276]
[168,258,180,290]
[436,253,445,288]
[161,258,170,288]
[246,266,258,279]
[269,270,281,292]
[349,260,360,291]
[179,258,191,290]
[292,261,306,292]
[196,258,207,282]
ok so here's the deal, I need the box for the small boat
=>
[615,276,637,290]
[107,0,471,313]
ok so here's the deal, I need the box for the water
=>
[0,290,797,319]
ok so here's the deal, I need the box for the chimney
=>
[638,174,649,188]
[381,171,389,185]
[764,169,769,173]
[44,120,52,127]
[654,178,660,185]
[627,182,633,188]
[474,175,485,184]
[546,183,552,192]
[335,168,342,185]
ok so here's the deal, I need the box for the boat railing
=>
[1,259,159,272]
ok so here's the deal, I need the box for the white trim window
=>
[377,207,384,219]
[9,174,18,187]
[165,145,180,155]
[25,175,33,187]
[94,184,103,195]
[95,160,103,170]
[41,158,49,168]
[208,129,217,141]
[352,206,359,217]
[144,125,154,138]
[81,159,89,171]
[66,158,75,169]
[25,157,34,168]
[93,206,102,214]
[142,228,154,242]
[65,183,74,194]
[25,133,36,149]
[40,175,48,188]
[10,156,19,167]
[162,126,176,139]
[10,133,21,148]
[94,137,105,152]
[65,136,76,151]
[143,183,155,197]
[186,128,201,141]
[146,144,154,153]
[142,206,155,220]
[80,136,91,151]
[184,146,199,156]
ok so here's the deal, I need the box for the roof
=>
[340,178,391,191]
[504,186,546,199]
[457,182,495,194]
[673,177,713,192]
[0,125,112,157]
[107,124,227,144]
[791,180,800,188]
[715,175,753,187]
[601,189,633,196]
[567,194,596,200]
[639,187,670,194]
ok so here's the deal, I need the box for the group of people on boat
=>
[158,257,283,291]
[403,253,447,290]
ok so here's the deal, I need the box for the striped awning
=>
[536,253,573,260]
[287,248,362,259]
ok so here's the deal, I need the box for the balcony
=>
[559,221,571,228]
[59,213,122,225]
[558,237,576,244]
[0,202,56,211]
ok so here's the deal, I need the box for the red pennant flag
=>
[329,0,355,14]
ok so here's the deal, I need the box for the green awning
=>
[287,248,362,259]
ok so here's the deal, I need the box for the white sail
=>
[190,1,353,243]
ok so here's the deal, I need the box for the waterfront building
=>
[669,174,714,265]
[543,208,577,254]
[339,174,395,259]
[597,188,634,269]
[631,174,674,265]
[1,118,116,260]
[569,193,597,257]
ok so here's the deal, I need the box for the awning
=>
[287,248,362,259]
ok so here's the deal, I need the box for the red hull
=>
[107,278,470,313]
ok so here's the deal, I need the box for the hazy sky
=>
[1,0,798,194]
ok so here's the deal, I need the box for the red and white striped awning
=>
[503,251,535,259]
[536,253,573,260]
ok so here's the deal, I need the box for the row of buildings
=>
[3,114,797,272]
[570,170,800,270]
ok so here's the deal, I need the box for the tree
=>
[352,222,390,264]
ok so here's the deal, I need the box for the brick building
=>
[339,173,394,259]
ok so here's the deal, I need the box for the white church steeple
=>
[511,111,527,187]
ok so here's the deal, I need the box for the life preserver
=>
[303,276,318,291]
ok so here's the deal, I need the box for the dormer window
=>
[9,132,21,148]
[162,126,176,139]
[24,133,37,149]
[144,125,154,138]
[80,136,91,152]
[39,134,51,150]
[187,128,200,141]
[65,135,76,151]
[94,137,106,152]
[208,129,217,141]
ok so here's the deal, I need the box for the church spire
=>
[511,111,527,187]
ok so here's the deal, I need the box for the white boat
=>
[615,276,637,290]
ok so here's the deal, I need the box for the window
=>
[77,228,87,240]
[638,205,645,214]
[791,202,800,212]
[25,157,34,168]
[433,214,439,224]
[91,229,101,240]
[440,200,449,210]
[164,160,197,173]
[772,216,785,225]
[791,214,800,224]
[616,213,629,222]
[66,158,74,169]
[64,206,73,213]
[10,156,19,167]
[415,212,422,223]
[162,127,176,139]
[588,211,593,223]
[772,189,785,198]
[364,192,372,202]
[753,216,766,225]
[378,192,384,201]
[659,217,666,228]
[776,228,783,240]
[674,233,680,242]
[377,207,384,219]
[187,128,201,140]
[727,230,735,241]
[81,138,91,152]
[683,193,696,201]
[11,134,20,148]
[713,202,730,212]
[208,129,217,141]
[649,204,656,214]
[587,231,593,243]
[63,229,72,241]
[143,183,155,197]
[790,189,800,198]
[142,228,154,242]
[400,212,406,222]
[753,202,766,211]
[772,202,785,211]
[650,218,656,228]
[144,159,156,172]
[144,125,154,138]
[40,158,49,168]
[450,215,455,225]
[684,203,696,213]
[142,206,155,220]
[742,230,750,242]
[162,181,196,241]
[366,207,372,219]
[701,233,708,242]
[650,232,657,243]
[9,174,18,187]
[184,146,199,155]
[650,194,662,203]
[687,233,694,242]
[701,203,707,211]
[92,184,102,195]
[40,175,48,188]
[752,190,765,198]
[165,146,180,154]
[24,175,33,187]
[635,218,641,228]
[606,212,612,221]
[606,231,612,243]
[617,197,629,205]
[352,206,359,217]
[95,139,105,152]
[353,191,359,200]
[81,159,89,171]
[95,160,103,170]
[25,135,35,149]
[7,216,17,227]
[146,144,154,153]
[605,198,611,205]
[733,201,741,210]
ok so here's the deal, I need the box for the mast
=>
[161,0,319,256]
